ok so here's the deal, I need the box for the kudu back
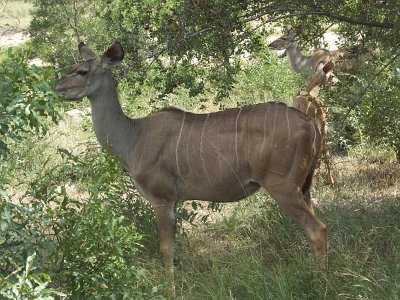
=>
[55,42,327,295]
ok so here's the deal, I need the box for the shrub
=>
[0,147,164,299]
[0,45,60,159]
[0,253,66,300]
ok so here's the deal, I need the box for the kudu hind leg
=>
[302,172,315,213]
[265,183,327,260]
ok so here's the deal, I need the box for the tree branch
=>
[301,10,394,29]
[239,6,394,29]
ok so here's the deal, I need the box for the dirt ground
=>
[0,27,29,48]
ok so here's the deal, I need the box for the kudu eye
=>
[77,69,88,76]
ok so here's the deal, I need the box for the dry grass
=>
[171,148,400,299]
[0,1,32,29]
[0,1,32,48]
[315,150,399,205]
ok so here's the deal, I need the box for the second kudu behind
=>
[55,41,327,293]
[268,25,342,92]
[293,61,336,184]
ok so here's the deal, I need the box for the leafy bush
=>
[326,62,400,159]
[357,70,400,160]
[0,42,62,283]
[232,50,303,106]
[0,253,65,300]
[0,45,60,159]
[1,147,164,299]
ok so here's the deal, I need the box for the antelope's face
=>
[268,36,289,50]
[55,42,123,101]
[323,67,340,86]
[56,59,108,100]
[268,29,296,51]
[312,61,340,87]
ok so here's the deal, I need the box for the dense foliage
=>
[1,0,399,298]
[1,146,164,298]
[0,45,60,159]
[27,0,400,156]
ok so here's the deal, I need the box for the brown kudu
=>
[293,61,336,184]
[268,26,342,90]
[55,42,327,297]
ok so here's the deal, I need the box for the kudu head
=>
[268,25,298,51]
[55,42,124,100]
[306,60,339,96]
[309,61,337,91]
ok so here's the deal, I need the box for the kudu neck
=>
[88,72,135,165]
[286,40,309,73]
[305,72,324,96]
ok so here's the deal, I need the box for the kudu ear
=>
[78,42,98,61]
[101,42,124,68]
[284,24,293,34]
[324,61,340,85]
[286,25,300,41]
[285,24,302,36]
[323,61,335,74]
[295,24,304,34]
[315,61,334,74]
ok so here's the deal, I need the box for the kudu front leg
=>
[322,145,335,185]
[151,198,176,297]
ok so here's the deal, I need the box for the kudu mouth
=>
[55,78,84,101]
[268,42,279,50]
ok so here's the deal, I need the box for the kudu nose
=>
[54,76,61,89]
[54,76,67,93]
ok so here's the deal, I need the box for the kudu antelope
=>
[55,42,327,295]
[293,61,336,184]
[268,26,342,91]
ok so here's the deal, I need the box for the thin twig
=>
[4,266,23,280]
